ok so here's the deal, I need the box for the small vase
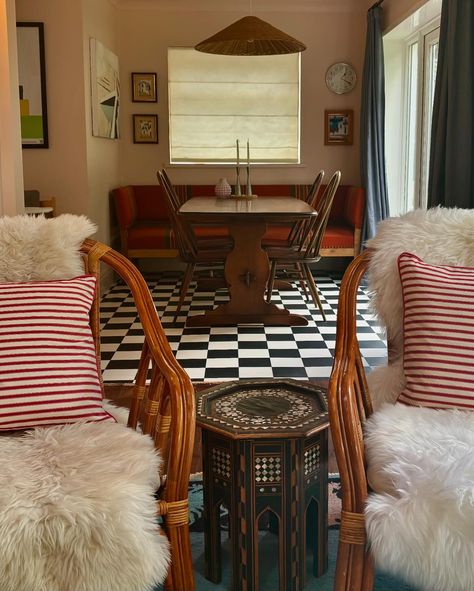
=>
[214,177,232,198]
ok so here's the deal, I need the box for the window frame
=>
[401,19,440,211]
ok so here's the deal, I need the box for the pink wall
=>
[82,0,120,245]
[117,6,366,187]
[366,0,430,32]
[15,0,89,217]
[11,1,368,246]
[15,0,121,246]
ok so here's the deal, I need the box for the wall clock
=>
[325,62,357,94]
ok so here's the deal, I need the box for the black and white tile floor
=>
[100,272,387,383]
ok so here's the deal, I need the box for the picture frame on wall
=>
[131,72,157,102]
[324,109,353,145]
[133,114,158,143]
[16,22,49,148]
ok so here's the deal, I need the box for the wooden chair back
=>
[157,169,198,260]
[288,169,325,246]
[299,170,341,258]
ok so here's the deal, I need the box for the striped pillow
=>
[0,275,114,431]
[398,252,474,410]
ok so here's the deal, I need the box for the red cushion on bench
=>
[321,223,354,249]
[193,225,229,239]
[128,223,173,249]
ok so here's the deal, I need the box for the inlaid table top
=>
[196,378,329,439]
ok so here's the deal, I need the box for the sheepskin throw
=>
[0,215,169,589]
[0,421,169,591]
[362,208,474,591]
[0,214,96,282]
[365,207,474,408]
[364,403,474,591]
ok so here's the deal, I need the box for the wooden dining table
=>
[179,196,317,326]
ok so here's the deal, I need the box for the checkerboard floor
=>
[100,272,387,383]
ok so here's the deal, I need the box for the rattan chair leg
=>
[303,264,326,320]
[333,542,374,591]
[266,260,277,303]
[175,263,195,321]
[165,523,194,591]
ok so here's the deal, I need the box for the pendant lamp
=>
[194,15,306,56]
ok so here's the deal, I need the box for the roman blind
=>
[168,48,300,164]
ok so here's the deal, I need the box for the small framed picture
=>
[131,72,157,102]
[324,109,353,145]
[133,114,158,144]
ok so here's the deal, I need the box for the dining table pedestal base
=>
[186,220,308,327]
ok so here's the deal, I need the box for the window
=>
[384,0,441,215]
[167,48,300,164]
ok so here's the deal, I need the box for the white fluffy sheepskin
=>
[362,208,474,590]
[0,421,169,591]
[0,215,170,589]
[366,207,474,408]
[365,403,474,591]
[0,214,96,282]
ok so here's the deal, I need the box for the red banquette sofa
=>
[112,184,365,260]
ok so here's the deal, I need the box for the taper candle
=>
[247,139,250,165]
[236,139,240,165]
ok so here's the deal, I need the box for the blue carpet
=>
[187,479,418,591]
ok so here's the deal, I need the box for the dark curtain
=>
[360,4,389,245]
[428,0,474,208]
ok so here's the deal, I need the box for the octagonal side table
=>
[196,379,329,591]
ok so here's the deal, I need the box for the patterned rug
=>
[187,476,417,591]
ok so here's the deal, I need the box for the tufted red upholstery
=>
[112,184,365,259]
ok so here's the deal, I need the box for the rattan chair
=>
[265,170,341,320]
[328,208,474,591]
[0,225,195,591]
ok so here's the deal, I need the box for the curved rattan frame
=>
[81,239,195,591]
[327,249,375,591]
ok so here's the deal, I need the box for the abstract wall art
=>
[90,38,120,139]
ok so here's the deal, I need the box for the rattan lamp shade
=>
[194,16,306,56]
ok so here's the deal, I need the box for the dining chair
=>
[265,170,341,320]
[157,169,232,320]
[263,170,325,250]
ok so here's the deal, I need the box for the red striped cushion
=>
[398,252,474,410]
[0,275,114,431]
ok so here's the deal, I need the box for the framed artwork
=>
[16,22,49,148]
[132,72,157,102]
[324,109,353,145]
[133,114,158,143]
[90,38,120,139]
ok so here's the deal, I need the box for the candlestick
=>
[246,139,252,197]
[235,139,242,196]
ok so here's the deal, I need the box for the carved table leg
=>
[186,220,307,326]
